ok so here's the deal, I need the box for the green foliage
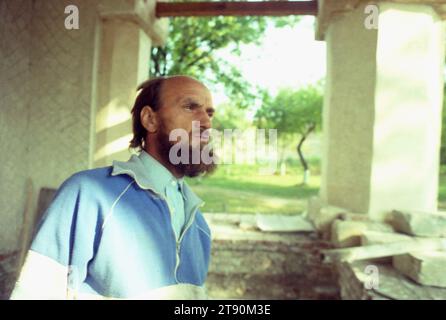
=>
[150,13,299,109]
[212,102,251,131]
[255,84,324,137]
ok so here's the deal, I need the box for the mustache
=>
[169,128,212,144]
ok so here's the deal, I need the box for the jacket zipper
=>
[145,189,203,283]
[173,203,203,282]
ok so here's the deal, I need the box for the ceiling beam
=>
[156,1,318,17]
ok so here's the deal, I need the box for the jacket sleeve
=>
[10,173,102,300]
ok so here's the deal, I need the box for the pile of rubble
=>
[307,197,446,299]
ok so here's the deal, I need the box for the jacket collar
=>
[111,151,204,210]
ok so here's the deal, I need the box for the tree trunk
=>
[280,161,287,176]
[297,123,316,185]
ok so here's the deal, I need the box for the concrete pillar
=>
[93,0,168,167]
[317,1,446,219]
[93,19,151,167]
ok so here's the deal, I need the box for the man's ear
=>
[140,106,158,133]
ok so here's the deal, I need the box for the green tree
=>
[212,102,251,131]
[150,14,299,109]
[255,84,323,184]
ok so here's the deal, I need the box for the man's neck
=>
[143,147,184,179]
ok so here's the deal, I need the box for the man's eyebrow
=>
[183,98,200,105]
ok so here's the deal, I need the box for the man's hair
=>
[129,77,167,150]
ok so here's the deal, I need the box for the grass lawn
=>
[186,162,320,215]
[188,163,446,214]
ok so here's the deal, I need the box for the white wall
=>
[0,0,97,252]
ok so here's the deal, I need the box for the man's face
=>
[154,77,217,177]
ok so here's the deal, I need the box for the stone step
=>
[205,215,339,299]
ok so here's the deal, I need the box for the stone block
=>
[331,220,394,248]
[360,230,413,263]
[360,230,412,246]
[307,197,346,239]
[391,210,446,237]
[393,251,446,288]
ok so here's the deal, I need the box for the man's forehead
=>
[163,76,208,91]
[175,95,212,106]
[162,77,212,101]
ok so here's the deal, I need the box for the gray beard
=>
[157,124,217,178]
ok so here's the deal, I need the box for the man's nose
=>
[197,109,212,129]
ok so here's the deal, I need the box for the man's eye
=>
[184,104,196,111]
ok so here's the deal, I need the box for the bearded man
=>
[11,76,217,300]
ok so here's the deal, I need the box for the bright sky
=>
[213,16,326,106]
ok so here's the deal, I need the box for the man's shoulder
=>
[71,166,112,180]
[61,166,133,193]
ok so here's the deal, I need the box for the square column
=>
[93,0,168,167]
[319,2,446,219]
[93,18,152,167]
